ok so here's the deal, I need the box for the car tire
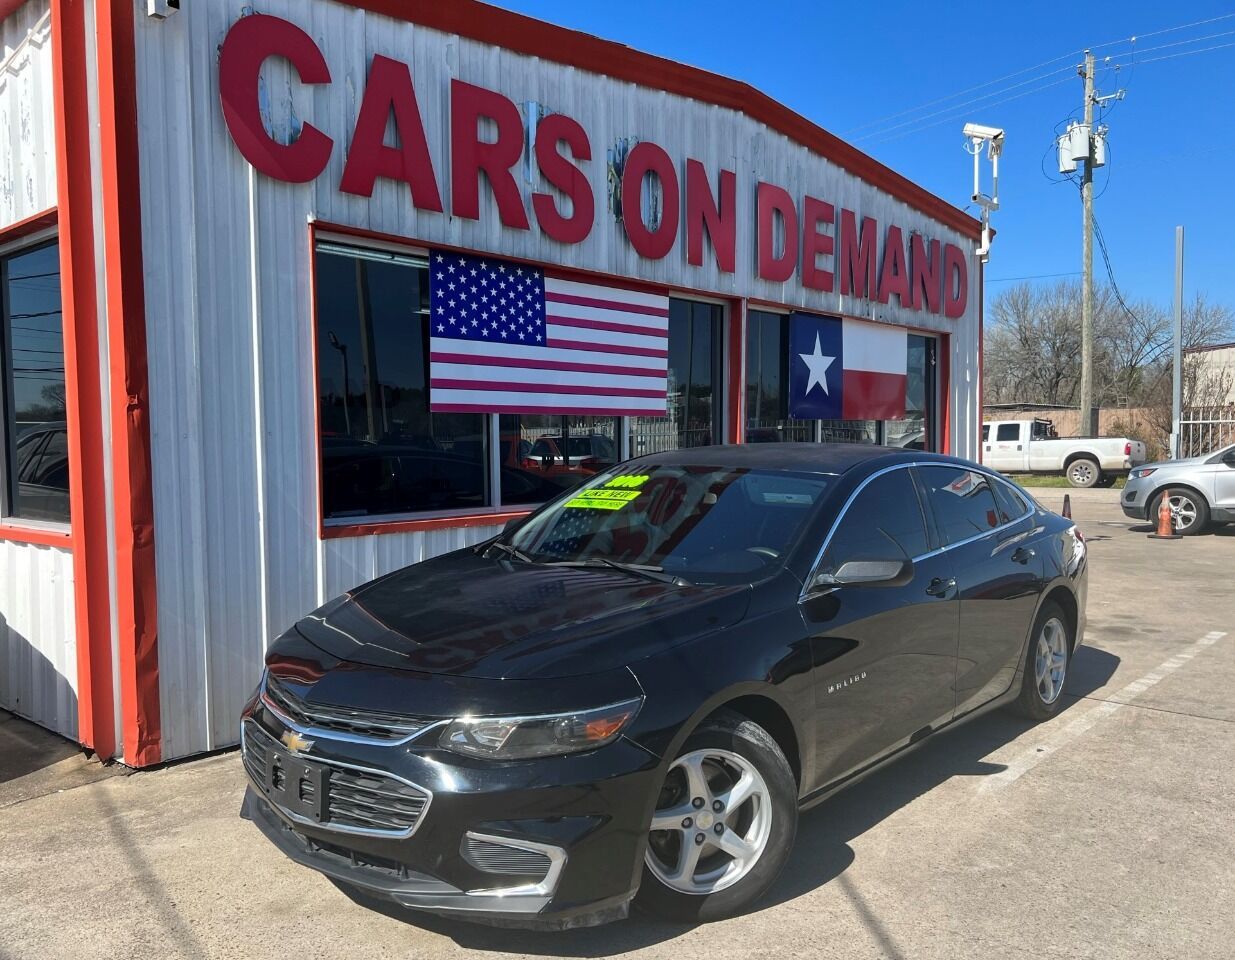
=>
[1149,489,1210,536]
[1066,457,1101,488]
[1009,601,1072,721]
[636,711,797,923]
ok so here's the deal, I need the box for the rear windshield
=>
[508,464,832,584]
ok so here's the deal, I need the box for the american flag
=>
[427,250,669,416]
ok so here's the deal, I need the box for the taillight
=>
[1124,442,1132,456]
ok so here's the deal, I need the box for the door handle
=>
[1012,547,1036,564]
[1016,444,1023,451]
[926,577,956,598]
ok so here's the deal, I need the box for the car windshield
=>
[505,464,832,584]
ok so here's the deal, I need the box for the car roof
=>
[631,442,970,475]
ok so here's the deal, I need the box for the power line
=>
[863,75,1075,145]
[1091,11,1235,47]
[1103,27,1235,63]
[987,271,1082,283]
[1132,39,1235,65]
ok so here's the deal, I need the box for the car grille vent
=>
[263,672,434,742]
[242,722,429,836]
[461,836,553,880]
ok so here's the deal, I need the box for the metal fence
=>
[1178,404,1235,457]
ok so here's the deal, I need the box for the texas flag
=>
[788,312,907,421]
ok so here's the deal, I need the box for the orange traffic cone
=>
[1148,488,1182,540]
[1061,494,1072,520]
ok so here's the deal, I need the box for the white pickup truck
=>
[982,418,1148,488]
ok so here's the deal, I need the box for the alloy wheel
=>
[1167,494,1198,532]
[1068,461,1095,486]
[1035,617,1068,705]
[645,749,772,896]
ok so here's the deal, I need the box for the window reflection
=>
[316,246,487,518]
[3,241,70,523]
[498,414,620,506]
[629,298,721,455]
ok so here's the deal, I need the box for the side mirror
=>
[810,558,914,592]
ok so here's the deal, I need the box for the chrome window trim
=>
[259,673,448,747]
[240,719,435,840]
[801,461,1035,599]
[462,831,568,899]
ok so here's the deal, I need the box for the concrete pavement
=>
[1,489,1232,960]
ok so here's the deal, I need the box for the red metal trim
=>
[50,0,115,760]
[322,511,531,540]
[976,260,984,461]
[0,207,58,244]
[96,0,161,767]
[728,298,745,443]
[0,523,72,548]
[938,332,952,456]
[332,1,981,241]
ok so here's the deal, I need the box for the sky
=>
[494,0,1235,312]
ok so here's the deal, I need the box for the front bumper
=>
[1121,476,1152,519]
[238,696,661,927]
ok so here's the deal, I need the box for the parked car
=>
[524,433,619,474]
[14,423,70,522]
[1121,442,1235,534]
[982,418,1147,487]
[240,444,1087,928]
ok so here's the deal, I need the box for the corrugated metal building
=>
[0,0,985,765]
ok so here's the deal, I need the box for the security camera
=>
[963,123,1005,142]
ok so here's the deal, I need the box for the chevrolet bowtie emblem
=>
[280,730,315,755]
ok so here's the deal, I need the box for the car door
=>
[985,422,1025,471]
[1205,445,1235,513]
[917,466,1045,717]
[799,465,960,785]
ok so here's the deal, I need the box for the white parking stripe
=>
[980,631,1228,791]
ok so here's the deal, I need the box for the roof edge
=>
[339,0,984,241]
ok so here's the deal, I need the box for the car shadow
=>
[1128,522,1234,537]
[338,645,1121,957]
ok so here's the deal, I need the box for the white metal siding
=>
[0,0,53,229]
[0,540,77,739]
[133,0,982,759]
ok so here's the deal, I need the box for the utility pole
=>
[1171,226,1185,458]
[1078,50,1096,437]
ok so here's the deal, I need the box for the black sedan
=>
[240,444,1087,927]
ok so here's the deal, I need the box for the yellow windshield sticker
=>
[563,474,650,510]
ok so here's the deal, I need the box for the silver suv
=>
[1121,443,1235,535]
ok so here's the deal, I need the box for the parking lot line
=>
[979,631,1228,792]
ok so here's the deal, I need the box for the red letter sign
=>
[877,225,911,306]
[838,209,877,299]
[532,113,594,245]
[450,80,530,229]
[621,142,680,260]
[340,55,442,211]
[910,234,942,314]
[944,244,969,318]
[802,196,835,293]
[685,160,736,273]
[219,14,333,183]
[757,183,798,283]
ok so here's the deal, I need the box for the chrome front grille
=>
[262,672,434,743]
[242,722,430,837]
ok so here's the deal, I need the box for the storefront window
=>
[498,414,620,505]
[316,245,488,519]
[1,240,70,523]
[745,310,935,450]
[629,298,722,456]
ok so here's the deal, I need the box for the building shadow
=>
[334,645,1121,957]
[0,614,83,787]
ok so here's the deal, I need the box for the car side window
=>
[996,423,1019,442]
[820,469,929,573]
[989,478,1029,524]
[982,425,990,442]
[918,466,1002,546]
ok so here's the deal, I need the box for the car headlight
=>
[1130,467,1158,479]
[439,698,642,760]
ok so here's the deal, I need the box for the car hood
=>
[292,550,751,680]
[1138,452,1212,472]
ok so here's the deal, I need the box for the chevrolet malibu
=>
[240,444,1087,927]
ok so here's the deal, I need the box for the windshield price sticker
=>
[564,474,650,510]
